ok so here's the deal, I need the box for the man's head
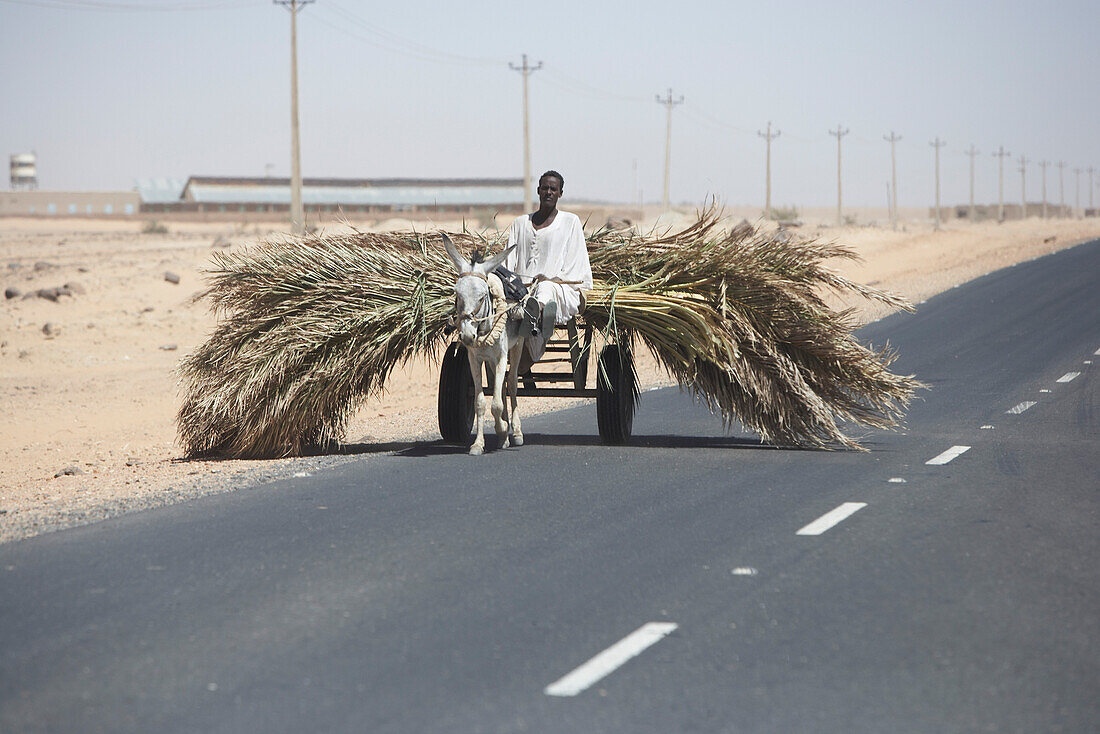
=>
[537,170,564,210]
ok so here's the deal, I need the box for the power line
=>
[0,0,255,10]
[306,3,504,67]
[320,1,505,66]
[539,68,648,103]
[307,13,468,67]
[536,74,616,103]
[680,105,754,136]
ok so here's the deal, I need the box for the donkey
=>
[442,233,526,455]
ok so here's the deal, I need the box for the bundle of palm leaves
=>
[177,207,922,457]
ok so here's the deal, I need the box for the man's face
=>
[537,176,562,208]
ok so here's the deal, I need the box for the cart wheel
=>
[596,344,637,444]
[438,342,475,445]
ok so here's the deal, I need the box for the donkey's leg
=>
[491,347,510,448]
[508,340,524,446]
[467,351,486,455]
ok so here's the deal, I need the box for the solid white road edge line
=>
[1056,372,1080,383]
[1006,401,1037,414]
[926,445,971,465]
[796,502,868,536]
[544,622,678,697]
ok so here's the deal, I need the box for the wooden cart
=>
[437,318,636,446]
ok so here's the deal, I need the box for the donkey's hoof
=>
[513,434,524,447]
[500,437,510,449]
[468,444,484,456]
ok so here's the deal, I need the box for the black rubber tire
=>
[596,344,636,444]
[438,342,475,445]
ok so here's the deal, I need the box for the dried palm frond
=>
[177,208,923,457]
[177,229,460,458]
[581,206,922,449]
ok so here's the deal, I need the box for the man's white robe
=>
[504,210,593,363]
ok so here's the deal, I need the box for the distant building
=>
[141,176,525,218]
[2,175,524,219]
[10,154,38,190]
[0,189,140,217]
[134,178,188,206]
[949,202,1075,221]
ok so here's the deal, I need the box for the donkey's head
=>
[442,232,515,346]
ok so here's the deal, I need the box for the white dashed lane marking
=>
[926,445,971,465]
[1006,401,1036,414]
[1056,372,1080,383]
[796,502,867,536]
[544,622,678,697]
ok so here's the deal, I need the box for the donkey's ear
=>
[441,232,469,273]
[475,244,516,275]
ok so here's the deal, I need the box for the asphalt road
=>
[2,240,1097,733]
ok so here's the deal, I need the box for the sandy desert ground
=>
[3,208,1099,543]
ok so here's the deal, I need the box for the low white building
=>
[143,176,525,217]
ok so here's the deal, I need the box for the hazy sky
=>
[3,0,1097,209]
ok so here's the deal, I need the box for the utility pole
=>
[632,158,639,208]
[1038,160,1049,218]
[993,146,1010,222]
[655,88,684,211]
[930,138,946,230]
[1090,167,1096,211]
[758,121,780,218]
[829,124,849,226]
[275,0,313,236]
[1074,168,1082,218]
[1057,161,1066,217]
[1018,155,1028,219]
[884,131,901,229]
[965,145,979,221]
[509,54,543,214]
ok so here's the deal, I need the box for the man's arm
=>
[560,215,593,291]
[504,217,521,272]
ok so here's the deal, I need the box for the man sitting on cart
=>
[504,169,593,365]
